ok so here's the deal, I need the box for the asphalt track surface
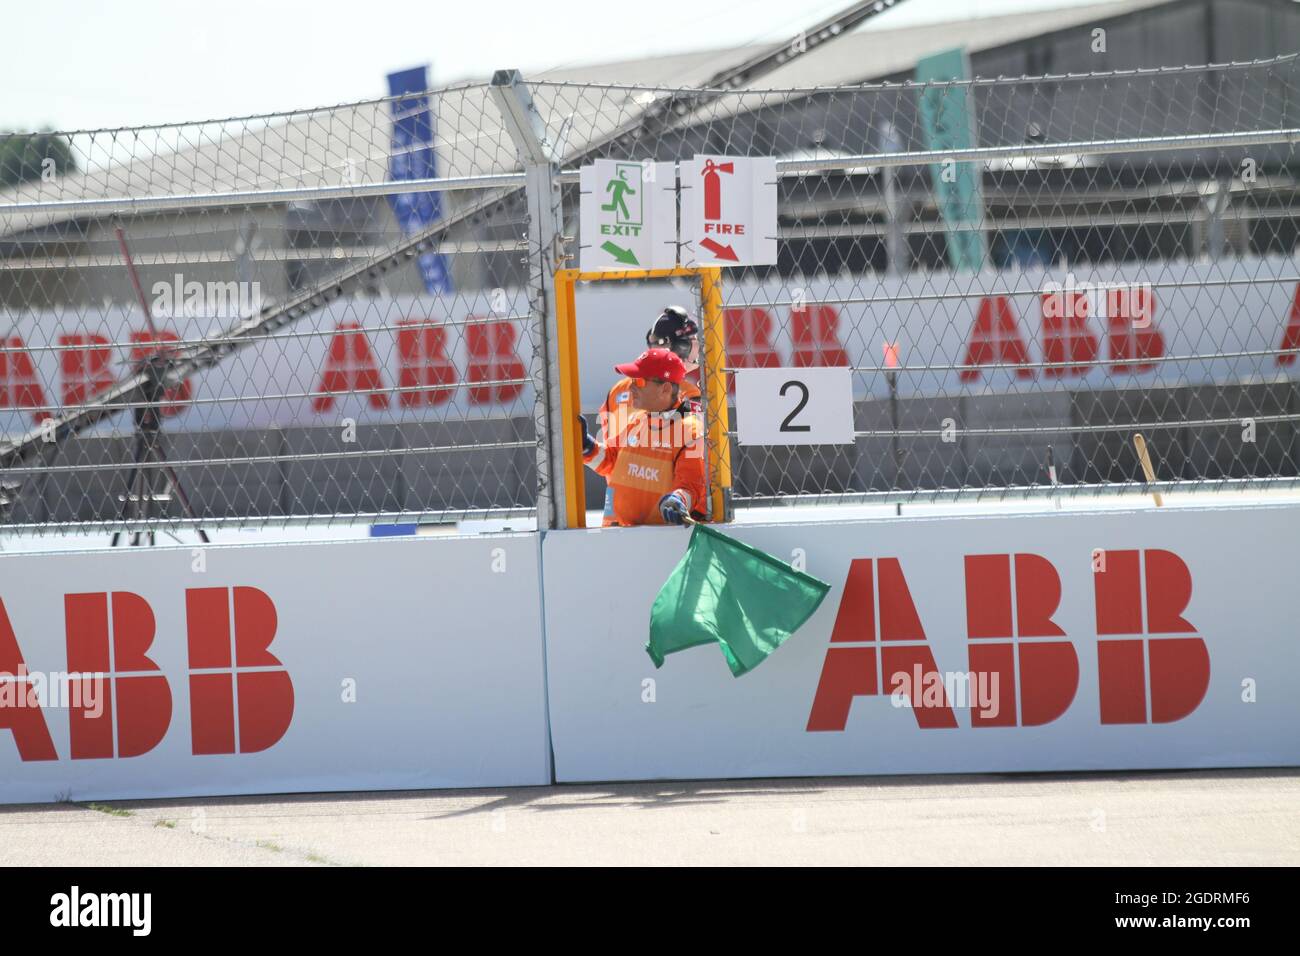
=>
[2,769,1297,866]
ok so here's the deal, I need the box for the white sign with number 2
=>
[734,366,855,445]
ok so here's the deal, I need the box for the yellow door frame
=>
[553,266,731,529]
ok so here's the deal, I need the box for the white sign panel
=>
[0,292,537,437]
[681,155,777,267]
[0,535,551,803]
[580,160,677,271]
[5,257,1300,438]
[542,506,1300,782]
[735,366,854,445]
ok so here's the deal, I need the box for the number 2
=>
[780,380,811,432]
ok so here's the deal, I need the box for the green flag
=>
[647,524,831,677]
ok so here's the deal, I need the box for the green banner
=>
[915,47,987,273]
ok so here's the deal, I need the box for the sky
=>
[2,0,1109,132]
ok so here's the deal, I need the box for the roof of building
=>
[0,0,1217,234]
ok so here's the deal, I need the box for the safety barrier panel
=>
[542,505,1300,781]
[0,533,551,803]
[5,504,1299,802]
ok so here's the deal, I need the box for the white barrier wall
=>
[7,506,1297,800]
[542,506,1300,781]
[0,534,551,803]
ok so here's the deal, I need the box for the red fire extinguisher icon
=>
[701,159,734,220]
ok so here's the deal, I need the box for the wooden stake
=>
[1133,433,1163,507]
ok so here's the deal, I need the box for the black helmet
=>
[646,305,699,362]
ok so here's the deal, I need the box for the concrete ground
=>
[1,768,1297,866]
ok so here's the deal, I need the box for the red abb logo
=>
[808,549,1208,731]
[1,336,50,420]
[65,592,173,759]
[791,306,851,369]
[186,587,295,754]
[397,320,456,408]
[806,558,958,730]
[959,297,1034,381]
[965,554,1079,726]
[59,333,115,407]
[1,326,195,424]
[313,317,526,409]
[1275,282,1300,366]
[1105,287,1162,373]
[129,330,193,416]
[1094,549,1209,723]
[723,305,849,394]
[0,586,294,761]
[313,322,390,412]
[465,320,526,404]
[1041,291,1098,378]
[959,290,1167,381]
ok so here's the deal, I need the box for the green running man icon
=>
[602,169,637,222]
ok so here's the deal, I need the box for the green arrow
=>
[600,241,639,266]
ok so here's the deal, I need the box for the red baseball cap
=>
[615,347,686,384]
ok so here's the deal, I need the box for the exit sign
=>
[579,159,677,271]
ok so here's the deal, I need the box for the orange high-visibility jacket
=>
[598,374,701,444]
[583,404,708,527]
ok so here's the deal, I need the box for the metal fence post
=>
[490,69,570,529]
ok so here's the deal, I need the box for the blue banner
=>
[387,66,453,295]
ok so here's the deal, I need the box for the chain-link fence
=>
[1,82,546,536]
[538,56,1300,511]
[4,55,1300,537]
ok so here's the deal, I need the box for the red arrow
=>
[699,237,739,261]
